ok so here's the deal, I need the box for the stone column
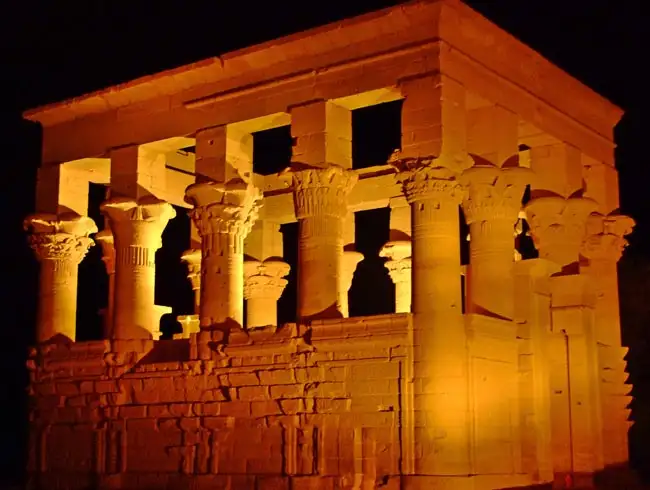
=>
[185,181,261,330]
[181,248,202,315]
[379,240,412,313]
[95,230,116,338]
[460,165,531,319]
[243,259,290,328]
[395,162,470,475]
[24,213,97,342]
[289,166,357,321]
[581,213,634,346]
[100,197,176,340]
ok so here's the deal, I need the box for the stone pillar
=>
[339,251,363,318]
[24,213,97,342]
[290,166,357,321]
[581,213,634,469]
[181,248,202,315]
[379,240,412,313]
[460,165,531,319]
[395,163,470,475]
[581,213,634,346]
[243,259,290,328]
[185,181,261,330]
[95,229,116,338]
[100,197,176,339]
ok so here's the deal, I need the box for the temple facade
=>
[22,1,633,489]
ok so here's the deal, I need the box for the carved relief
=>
[390,157,464,205]
[24,213,97,263]
[581,213,635,262]
[288,165,358,219]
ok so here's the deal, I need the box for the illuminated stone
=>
[24,213,97,342]
[101,197,176,339]
[243,259,290,328]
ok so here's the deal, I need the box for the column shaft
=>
[24,214,97,343]
[37,259,79,342]
[201,232,245,327]
[398,167,470,475]
[247,297,277,328]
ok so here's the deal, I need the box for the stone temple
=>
[21,1,634,489]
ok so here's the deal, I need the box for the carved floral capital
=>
[391,158,464,205]
[244,259,291,300]
[459,165,532,224]
[100,197,176,250]
[24,213,97,263]
[95,229,115,274]
[185,181,262,239]
[581,213,635,262]
[181,248,202,289]
[380,240,412,284]
[285,165,358,219]
[524,195,597,267]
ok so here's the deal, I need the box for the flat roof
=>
[23,0,622,140]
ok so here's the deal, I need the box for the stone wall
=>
[27,314,409,490]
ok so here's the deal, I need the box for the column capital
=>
[391,158,464,204]
[384,257,412,284]
[524,195,597,267]
[24,213,97,263]
[379,240,412,262]
[95,229,115,274]
[286,165,358,219]
[181,248,202,289]
[243,259,290,301]
[185,180,262,239]
[100,197,176,250]
[581,213,635,262]
[459,165,532,223]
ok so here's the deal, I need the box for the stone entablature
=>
[22,1,633,489]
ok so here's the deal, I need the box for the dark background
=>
[1,0,648,486]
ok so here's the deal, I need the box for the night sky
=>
[1,0,649,486]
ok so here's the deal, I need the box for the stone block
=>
[120,405,147,418]
[271,384,305,399]
[219,400,252,417]
[238,385,270,401]
[251,400,282,417]
[227,372,260,387]
[258,369,296,385]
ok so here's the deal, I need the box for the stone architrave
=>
[243,259,290,328]
[393,158,470,475]
[24,213,97,342]
[288,165,357,321]
[185,180,262,330]
[379,240,412,313]
[181,248,202,315]
[460,165,531,320]
[100,197,176,340]
[524,195,598,268]
[95,229,116,338]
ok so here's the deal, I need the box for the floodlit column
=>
[581,213,634,346]
[581,213,634,469]
[243,259,290,328]
[339,251,363,317]
[95,229,116,338]
[181,248,201,315]
[460,166,531,319]
[24,213,97,342]
[524,195,597,269]
[379,240,412,313]
[396,164,470,475]
[290,166,357,320]
[185,181,261,329]
[101,198,176,339]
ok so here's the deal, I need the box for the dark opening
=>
[279,222,298,324]
[352,100,403,170]
[349,208,393,317]
[459,207,470,266]
[156,206,193,337]
[252,125,293,175]
[76,183,108,341]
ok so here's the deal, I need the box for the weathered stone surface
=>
[23,1,631,488]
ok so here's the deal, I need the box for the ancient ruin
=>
[22,1,633,488]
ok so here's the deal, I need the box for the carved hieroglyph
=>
[24,213,97,342]
[101,197,176,339]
